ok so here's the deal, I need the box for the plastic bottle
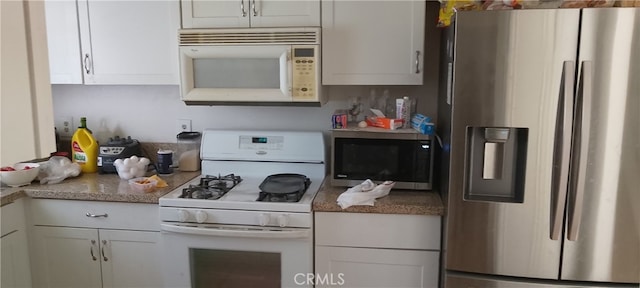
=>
[71,117,99,173]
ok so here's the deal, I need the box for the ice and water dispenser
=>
[464,127,528,203]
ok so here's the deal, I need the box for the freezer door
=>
[446,9,580,278]
[561,8,640,283]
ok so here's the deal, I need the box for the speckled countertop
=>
[0,171,200,206]
[313,178,445,215]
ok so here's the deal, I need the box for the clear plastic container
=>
[176,132,201,171]
[128,177,158,193]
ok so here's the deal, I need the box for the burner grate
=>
[180,174,243,200]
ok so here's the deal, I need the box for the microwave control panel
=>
[291,46,318,100]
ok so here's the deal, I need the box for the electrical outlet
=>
[178,119,192,132]
[56,116,74,138]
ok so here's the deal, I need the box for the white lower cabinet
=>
[32,227,161,288]
[316,246,439,288]
[315,212,441,288]
[29,199,162,288]
[1,199,32,288]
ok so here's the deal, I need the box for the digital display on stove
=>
[252,137,268,144]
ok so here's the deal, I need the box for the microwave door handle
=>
[287,50,292,98]
[550,61,575,240]
[567,61,592,241]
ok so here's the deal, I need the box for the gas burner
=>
[180,174,243,200]
[257,191,305,203]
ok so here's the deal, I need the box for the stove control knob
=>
[195,210,208,223]
[259,213,271,226]
[177,209,189,222]
[277,214,289,228]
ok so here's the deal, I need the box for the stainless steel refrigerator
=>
[439,8,640,287]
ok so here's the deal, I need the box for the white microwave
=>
[179,27,323,106]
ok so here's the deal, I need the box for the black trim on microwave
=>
[183,100,322,107]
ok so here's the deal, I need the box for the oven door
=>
[160,223,312,288]
[332,136,433,190]
[179,45,292,104]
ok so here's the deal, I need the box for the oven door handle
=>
[161,223,310,239]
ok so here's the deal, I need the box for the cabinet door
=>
[315,246,439,288]
[32,226,102,288]
[99,230,163,288]
[250,0,320,27]
[0,199,32,288]
[44,0,83,84]
[1,231,32,288]
[1,0,56,166]
[181,0,250,28]
[78,0,180,84]
[322,0,425,85]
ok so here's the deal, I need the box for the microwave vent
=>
[180,28,320,45]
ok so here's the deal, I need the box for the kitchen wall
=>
[51,3,441,144]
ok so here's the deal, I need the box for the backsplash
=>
[51,84,439,143]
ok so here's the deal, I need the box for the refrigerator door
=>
[561,8,640,283]
[446,9,580,279]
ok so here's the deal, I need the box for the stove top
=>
[159,129,326,214]
[179,173,312,203]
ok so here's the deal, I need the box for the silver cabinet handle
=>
[415,51,421,74]
[101,240,109,261]
[83,54,91,74]
[252,0,257,16]
[90,240,97,261]
[567,61,592,241]
[550,61,575,240]
[86,212,108,218]
[240,0,246,17]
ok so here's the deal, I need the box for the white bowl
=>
[0,163,40,187]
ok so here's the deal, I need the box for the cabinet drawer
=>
[315,212,441,250]
[30,199,159,231]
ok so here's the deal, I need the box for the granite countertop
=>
[313,178,445,215]
[0,171,200,206]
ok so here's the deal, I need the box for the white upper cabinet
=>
[1,0,56,166]
[322,0,426,85]
[44,0,82,84]
[45,0,180,85]
[181,0,320,28]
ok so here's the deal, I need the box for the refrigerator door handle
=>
[550,61,575,240]
[567,61,592,241]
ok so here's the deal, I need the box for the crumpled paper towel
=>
[336,180,395,209]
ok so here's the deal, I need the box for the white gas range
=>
[159,130,325,288]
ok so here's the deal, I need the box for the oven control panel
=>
[239,135,284,150]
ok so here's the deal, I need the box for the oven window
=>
[193,58,280,89]
[190,249,280,288]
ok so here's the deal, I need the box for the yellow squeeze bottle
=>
[71,117,98,173]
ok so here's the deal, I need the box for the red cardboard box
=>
[365,117,403,130]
